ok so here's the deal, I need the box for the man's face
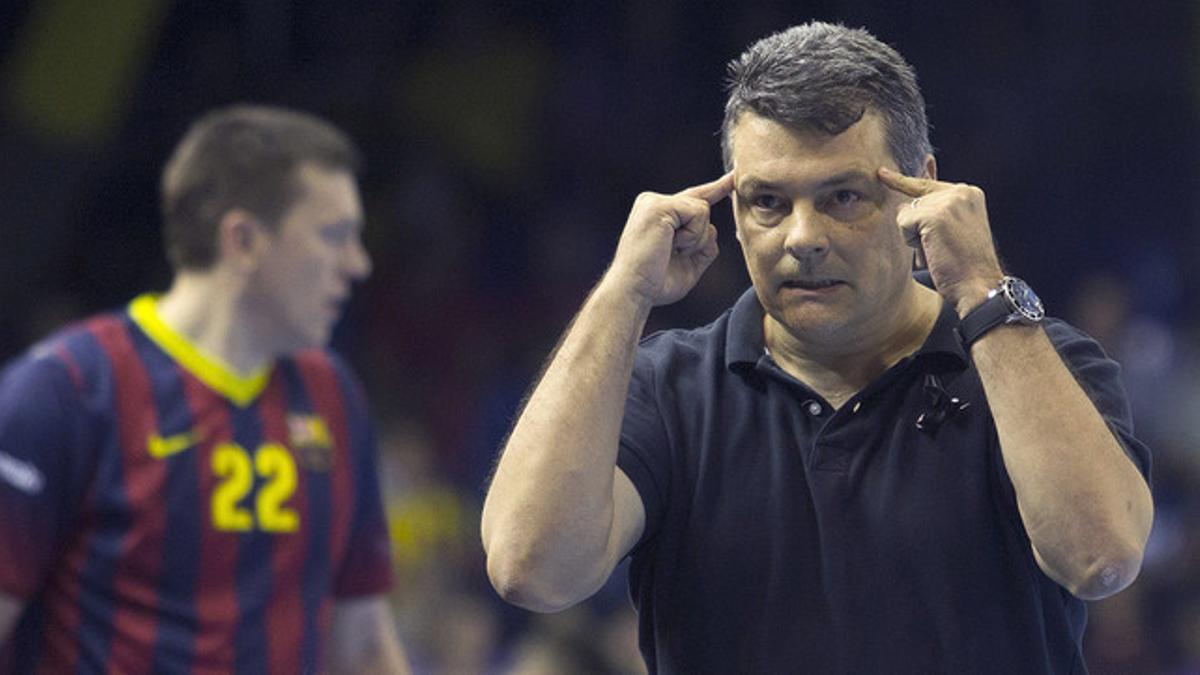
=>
[729,110,920,348]
[251,162,371,351]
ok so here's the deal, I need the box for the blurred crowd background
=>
[0,1,1196,673]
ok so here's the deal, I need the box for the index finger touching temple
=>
[877,166,943,198]
[677,171,735,204]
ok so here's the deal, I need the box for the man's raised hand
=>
[607,173,734,307]
[878,167,1005,315]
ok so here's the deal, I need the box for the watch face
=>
[1004,277,1045,322]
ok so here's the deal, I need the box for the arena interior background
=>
[0,1,1196,672]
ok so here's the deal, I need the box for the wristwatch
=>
[956,275,1044,348]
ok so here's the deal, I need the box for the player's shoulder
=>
[9,311,128,382]
[0,311,131,417]
[283,349,375,431]
[288,347,358,380]
[286,348,369,399]
[31,311,120,350]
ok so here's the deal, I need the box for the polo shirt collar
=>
[724,285,969,376]
[725,287,770,373]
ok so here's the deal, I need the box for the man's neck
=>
[155,272,276,376]
[764,282,942,409]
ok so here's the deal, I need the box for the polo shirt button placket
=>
[804,400,823,417]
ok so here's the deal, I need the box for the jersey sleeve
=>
[1044,318,1152,482]
[0,351,88,599]
[616,346,673,554]
[328,358,394,598]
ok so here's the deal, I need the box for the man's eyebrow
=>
[735,177,782,193]
[815,169,876,190]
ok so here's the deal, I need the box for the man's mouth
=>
[782,279,844,290]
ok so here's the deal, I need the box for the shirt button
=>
[804,400,823,416]
[851,401,862,414]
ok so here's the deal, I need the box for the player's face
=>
[729,111,917,348]
[253,163,371,351]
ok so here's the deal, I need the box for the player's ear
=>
[922,154,937,182]
[216,209,269,271]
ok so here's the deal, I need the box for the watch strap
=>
[956,288,1014,349]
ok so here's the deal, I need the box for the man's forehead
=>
[731,109,889,153]
[292,161,356,188]
[729,111,895,184]
[280,164,362,225]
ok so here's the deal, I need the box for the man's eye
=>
[831,190,861,206]
[751,194,785,211]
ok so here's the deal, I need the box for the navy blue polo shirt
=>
[616,286,1151,675]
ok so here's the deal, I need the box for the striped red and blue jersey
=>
[0,294,394,674]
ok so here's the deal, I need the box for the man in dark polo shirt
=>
[482,22,1153,674]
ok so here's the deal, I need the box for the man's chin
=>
[770,307,850,342]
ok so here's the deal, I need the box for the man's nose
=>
[782,206,830,262]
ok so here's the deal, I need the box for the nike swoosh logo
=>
[147,432,198,459]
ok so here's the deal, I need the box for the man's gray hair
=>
[721,22,932,176]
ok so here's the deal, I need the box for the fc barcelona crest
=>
[288,414,334,472]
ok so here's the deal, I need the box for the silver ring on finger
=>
[910,197,921,209]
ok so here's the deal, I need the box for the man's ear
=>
[216,209,268,271]
[729,178,744,246]
[922,154,937,182]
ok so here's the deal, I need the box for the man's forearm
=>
[972,323,1153,599]
[481,275,651,611]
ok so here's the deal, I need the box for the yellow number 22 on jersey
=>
[211,442,300,533]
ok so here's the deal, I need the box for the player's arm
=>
[882,166,1153,601]
[322,358,413,674]
[327,595,411,675]
[0,591,22,646]
[482,174,734,612]
[0,352,88,632]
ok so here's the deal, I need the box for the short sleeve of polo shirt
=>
[616,346,673,552]
[0,352,88,600]
[328,358,395,598]
[1045,318,1152,481]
